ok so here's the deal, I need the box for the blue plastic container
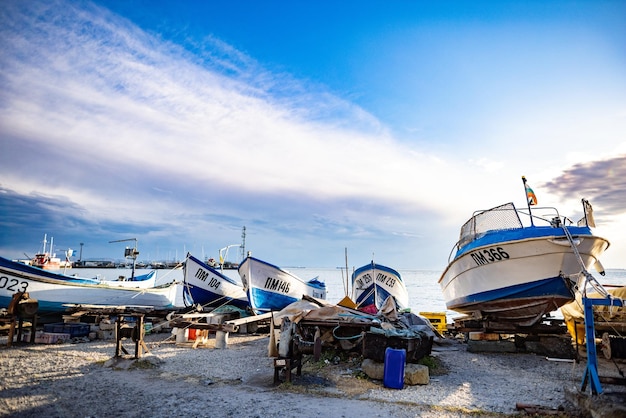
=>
[383,347,406,389]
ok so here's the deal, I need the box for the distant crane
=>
[109,238,139,280]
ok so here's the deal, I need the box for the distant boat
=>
[95,270,158,289]
[206,258,219,268]
[218,244,242,270]
[352,262,409,312]
[182,253,249,310]
[30,234,72,270]
[438,177,610,328]
[238,256,327,314]
[0,256,181,315]
[34,270,156,288]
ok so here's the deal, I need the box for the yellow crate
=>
[419,311,447,332]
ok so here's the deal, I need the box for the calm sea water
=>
[66,266,626,322]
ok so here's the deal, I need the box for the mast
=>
[344,247,349,296]
[240,226,246,261]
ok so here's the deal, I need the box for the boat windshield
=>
[458,203,522,248]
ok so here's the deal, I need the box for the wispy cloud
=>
[1,1,457,265]
[1,1,438,205]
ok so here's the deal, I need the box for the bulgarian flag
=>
[523,176,538,206]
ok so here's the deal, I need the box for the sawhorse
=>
[581,295,624,394]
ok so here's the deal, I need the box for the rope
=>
[156,263,183,282]
[332,325,363,340]
[562,226,608,298]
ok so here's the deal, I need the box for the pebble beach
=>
[2,329,625,418]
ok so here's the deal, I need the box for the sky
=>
[0,0,625,270]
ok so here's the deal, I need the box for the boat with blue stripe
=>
[238,255,327,315]
[438,177,609,328]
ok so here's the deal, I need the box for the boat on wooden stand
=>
[352,261,409,313]
[182,253,249,310]
[238,255,327,315]
[0,256,181,315]
[438,177,609,328]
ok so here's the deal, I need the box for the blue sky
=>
[1,0,625,269]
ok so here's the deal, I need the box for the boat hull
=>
[439,228,609,326]
[0,256,180,315]
[238,256,327,314]
[182,254,249,310]
[352,263,409,310]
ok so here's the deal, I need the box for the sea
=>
[68,266,626,322]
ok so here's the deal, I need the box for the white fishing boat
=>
[438,177,610,327]
[238,255,327,314]
[0,256,181,315]
[182,253,249,310]
[352,262,409,312]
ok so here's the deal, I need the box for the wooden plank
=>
[224,312,272,326]
[595,321,626,332]
[170,321,221,330]
[176,313,218,319]
[170,320,238,333]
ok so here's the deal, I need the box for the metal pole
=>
[522,176,535,227]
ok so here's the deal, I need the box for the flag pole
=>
[522,176,534,227]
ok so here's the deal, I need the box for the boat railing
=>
[458,203,523,248]
[516,206,577,229]
[454,203,572,255]
[451,201,591,262]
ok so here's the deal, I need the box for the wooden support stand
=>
[1,292,38,347]
[16,315,38,345]
[115,313,150,359]
[273,356,302,384]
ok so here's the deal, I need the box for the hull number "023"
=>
[470,247,510,266]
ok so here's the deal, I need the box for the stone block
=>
[99,321,116,331]
[361,358,384,380]
[404,363,429,385]
[468,332,499,341]
[97,330,115,340]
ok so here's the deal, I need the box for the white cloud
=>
[1,1,625,268]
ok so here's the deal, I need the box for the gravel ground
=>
[1,330,625,418]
